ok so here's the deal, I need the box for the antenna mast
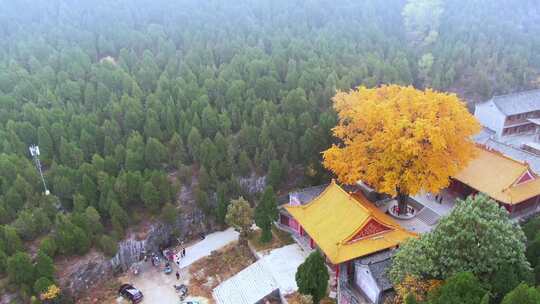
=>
[29,145,50,195]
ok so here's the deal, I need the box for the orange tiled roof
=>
[453,146,540,205]
[285,181,416,264]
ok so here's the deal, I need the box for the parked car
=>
[118,283,144,303]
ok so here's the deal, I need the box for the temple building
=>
[473,89,540,175]
[474,89,540,141]
[450,146,540,217]
[280,181,416,304]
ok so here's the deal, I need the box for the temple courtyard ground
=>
[89,228,239,304]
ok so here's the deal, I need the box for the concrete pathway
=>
[175,228,239,269]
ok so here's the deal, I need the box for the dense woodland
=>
[0,0,540,301]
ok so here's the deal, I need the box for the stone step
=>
[416,207,440,226]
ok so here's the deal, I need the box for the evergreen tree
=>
[98,235,118,257]
[34,277,54,295]
[501,283,540,304]
[201,105,219,137]
[254,186,278,243]
[267,159,282,188]
[295,251,329,304]
[91,154,105,172]
[194,186,210,216]
[142,181,160,213]
[198,166,211,191]
[216,183,228,226]
[58,138,83,168]
[7,251,35,286]
[168,132,187,166]
[489,262,531,302]
[85,206,104,237]
[145,137,167,169]
[2,226,23,255]
[37,127,53,164]
[199,138,218,169]
[81,175,98,207]
[144,110,163,140]
[80,130,96,160]
[115,170,143,207]
[55,215,91,256]
[72,193,88,213]
[0,249,7,274]
[35,251,55,280]
[160,202,178,225]
[39,237,57,258]
[125,132,145,171]
[428,272,487,304]
[187,127,202,162]
[109,200,129,236]
[237,150,251,177]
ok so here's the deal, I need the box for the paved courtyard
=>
[116,228,239,304]
[377,189,461,234]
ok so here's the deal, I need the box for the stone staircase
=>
[416,207,441,226]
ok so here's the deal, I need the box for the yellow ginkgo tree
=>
[323,85,480,215]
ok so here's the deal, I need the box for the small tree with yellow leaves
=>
[323,85,480,214]
[40,284,61,303]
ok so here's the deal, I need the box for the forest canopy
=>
[0,0,539,298]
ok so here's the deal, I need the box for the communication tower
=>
[29,145,50,195]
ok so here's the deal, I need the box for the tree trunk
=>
[396,189,409,216]
[239,229,249,247]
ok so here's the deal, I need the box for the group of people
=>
[427,192,445,204]
[141,241,192,281]
[391,204,416,216]
[174,246,187,280]
[143,252,161,267]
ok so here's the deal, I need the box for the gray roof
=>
[288,184,329,205]
[286,183,364,206]
[490,89,540,115]
[483,138,540,174]
[472,127,495,145]
[356,250,395,291]
[472,127,540,174]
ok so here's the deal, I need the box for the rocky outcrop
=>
[238,174,266,194]
[59,175,222,299]
[58,251,113,297]
[59,210,210,299]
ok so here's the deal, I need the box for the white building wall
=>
[474,100,507,137]
[355,264,381,304]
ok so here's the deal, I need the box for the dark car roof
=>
[119,284,134,292]
[119,283,142,295]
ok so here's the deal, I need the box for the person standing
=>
[176,271,180,280]
[182,247,186,257]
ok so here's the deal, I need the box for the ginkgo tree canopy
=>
[323,85,481,198]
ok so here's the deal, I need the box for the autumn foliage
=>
[40,284,61,301]
[323,85,480,200]
[386,275,442,304]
